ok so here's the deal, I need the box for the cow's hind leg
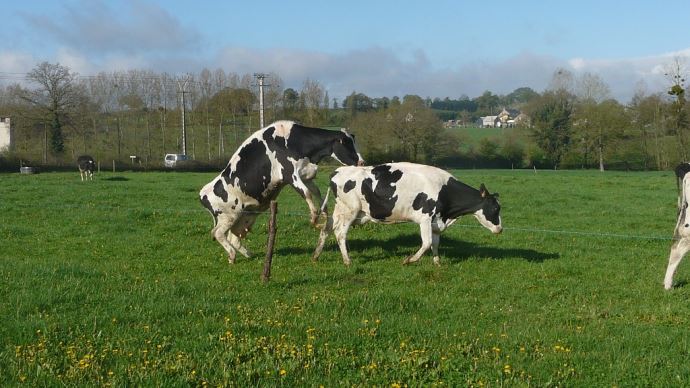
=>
[332,208,356,266]
[403,220,433,265]
[665,237,690,289]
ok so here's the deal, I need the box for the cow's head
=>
[474,183,502,234]
[332,129,365,166]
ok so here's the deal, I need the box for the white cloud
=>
[20,0,202,57]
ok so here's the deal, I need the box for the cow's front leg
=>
[431,231,441,266]
[403,221,433,265]
[229,233,251,258]
[213,214,239,264]
[229,213,257,258]
[665,237,690,289]
[292,179,323,226]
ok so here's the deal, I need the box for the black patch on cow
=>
[284,124,360,166]
[200,195,221,225]
[329,171,339,198]
[361,165,403,220]
[213,179,228,202]
[481,196,501,225]
[330,133,360,165]
[676,163,690,179]
[222,138,273,200]
[437,178,485,222]
[343,180,356,193]
[412,192,437,215]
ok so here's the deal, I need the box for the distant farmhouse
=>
[479,108,530,128]
[0,117,10,153]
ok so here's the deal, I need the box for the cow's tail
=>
[675,173,690,239]
[319,184,332,215]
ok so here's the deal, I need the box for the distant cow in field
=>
[665,163,690,289]
[312,162,502,266]
[199,120,364,264]
[77,155,95,181]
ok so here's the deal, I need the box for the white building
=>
[0,117,10,153]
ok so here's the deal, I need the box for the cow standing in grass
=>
[313,162,502,266]
[77,155,95,181]
[200,120,364,264]
[665,163,690,289]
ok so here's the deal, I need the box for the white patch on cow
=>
[272,120,295,138]
[473,209,503,234]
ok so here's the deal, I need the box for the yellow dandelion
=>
[280,369,286,377]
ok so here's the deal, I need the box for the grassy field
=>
[1,168,689,386]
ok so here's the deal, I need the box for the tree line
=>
[0,60,688,171]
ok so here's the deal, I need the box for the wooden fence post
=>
[261,200,278,283]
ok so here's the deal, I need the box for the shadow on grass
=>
[673,279,688,289]
[102,176,129,181]
[278,232,559,264]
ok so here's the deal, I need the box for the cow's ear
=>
[480,183,488,197]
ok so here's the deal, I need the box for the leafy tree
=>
[474,91,500,116]
[528,90,574,168]
[504,87,540,106]
[282,88,299,115]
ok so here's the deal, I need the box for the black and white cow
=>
[77,155,95,181]
[312,162,502,266]
[665,163,690,289]
[200,120,364,264]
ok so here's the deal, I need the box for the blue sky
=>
[1,0,689,103]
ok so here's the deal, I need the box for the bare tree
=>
[575,72,614,171]
[18,62,83,157]
[665,56,689,160]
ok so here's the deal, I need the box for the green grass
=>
[1,168,689,386]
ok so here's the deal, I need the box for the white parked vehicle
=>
[164,153,188,168]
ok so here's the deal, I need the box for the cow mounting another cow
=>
[77,155,95,181]
[312,162,502,266]
[200,120,364,264]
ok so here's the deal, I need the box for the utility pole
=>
[254,73,269,128]
[177,75,190,156]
